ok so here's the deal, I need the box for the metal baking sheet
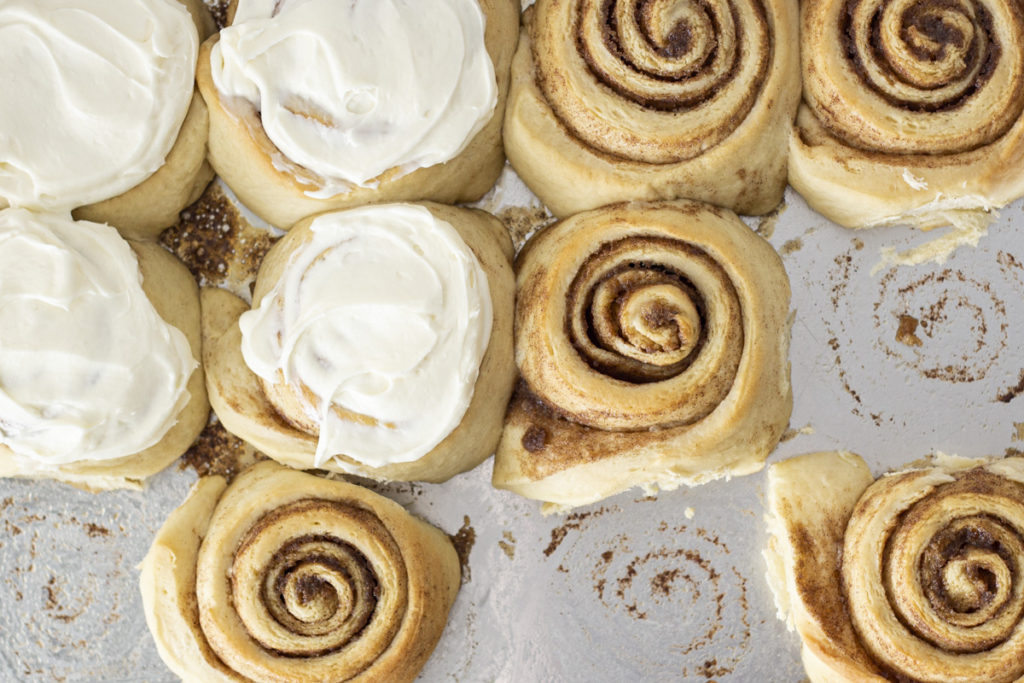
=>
[3,159,1024,681]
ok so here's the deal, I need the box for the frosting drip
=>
[211,0,497,189]
[0,0,198,209]
[0,209,195,465]
[239,204,492,468]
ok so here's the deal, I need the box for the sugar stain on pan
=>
[824,247,1016,426]
[873,268,1007,383]
[497,205,556,253]
[450,515,475,584]
[581,524,751,680]
[542,506,618,557]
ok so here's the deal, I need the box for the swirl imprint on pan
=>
[544,513,751,678]
[823,246,1017,425]
[0,489,151,680]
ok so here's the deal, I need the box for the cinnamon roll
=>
[141,460,460,683]
[492,200,792,508]
[196,0,519,229]
[0,209,208,490]
[502,0,801,218]
[202,202,515,482]
[791,0,1024,229]
[0,0,214,239]
[765,452,1024,683]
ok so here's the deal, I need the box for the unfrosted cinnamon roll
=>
[196,0,519,229]
[765,452,1024,683]
[141,460,460,683]
[0,209,208,490]
[492,200,792,508]
[791,0,1024,229]
[503,0,801,218]
[0,0,214,239]
[203,202,515,483]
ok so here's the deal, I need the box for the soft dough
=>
[789,0,1024,230]
[140,461,461,683]
[503,0,801,218]
[765,452,1024,683]
[195,0,519,229]
[492,200,792,508]
[202,202,516,482]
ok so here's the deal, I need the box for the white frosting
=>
[239,204,492,469]
[0,0,198,210]
[211,0,497,190]
[0,209,195,466]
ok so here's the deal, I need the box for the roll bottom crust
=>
[140,461,460,683]
[766,452,1024,683]
[790,105,1024,230]
[0,242,209,490]
[195,0,520,229]
[202,203,516,482]
[493,201,792,508]
[502,5,801,219]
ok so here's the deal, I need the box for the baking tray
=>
[5,0,1024,677]
[3,162,1024,682]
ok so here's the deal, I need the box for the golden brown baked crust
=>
[140,461,460,683]
[766,452,1024,683]
[790,0,1024,229]
[202,202,516,482]
[492,200,792,508]
[0,241,209,490]
[502,1,801,218]
[195,0,519,229]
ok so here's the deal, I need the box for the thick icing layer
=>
[239,204,492,468]
[211,0,497,190]
[0,0,198,210]
[0,209,195,465]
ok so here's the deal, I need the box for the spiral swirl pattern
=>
[526,233,744,431]
[805,0,1024,154]
[843,463,1024,682]
[533,0,771,163]
[140,462,460,683]
[494,200,791,507]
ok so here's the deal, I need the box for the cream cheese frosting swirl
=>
[210,0,498,189]
[0,0,198,210]
[0,209,195,466]
[238,204,492,469]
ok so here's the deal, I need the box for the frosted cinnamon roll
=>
[765,452,1024,683]
[502,0,800,218]
[0,209,208,490]
[0,0,214,239]
[196,0,519,229]
[141,461,460,683]
[791,0,1024,229]
[492,200,792,508]
[203,203,515,482]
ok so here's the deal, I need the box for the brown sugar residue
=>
[43,575,88,624]
[896,314,924,347]
[202,0,230,28]
[779,237,803,256]
[997,371,1024,404]
[497,205,556,252]
[755,201,786,239]
[179,418,264,481]
[543,507,613,557]
[498,531,516,560]
[160,183,276,293]
[1013,423,1024,442]
[67,518,111,539]
[450,516,475,584]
